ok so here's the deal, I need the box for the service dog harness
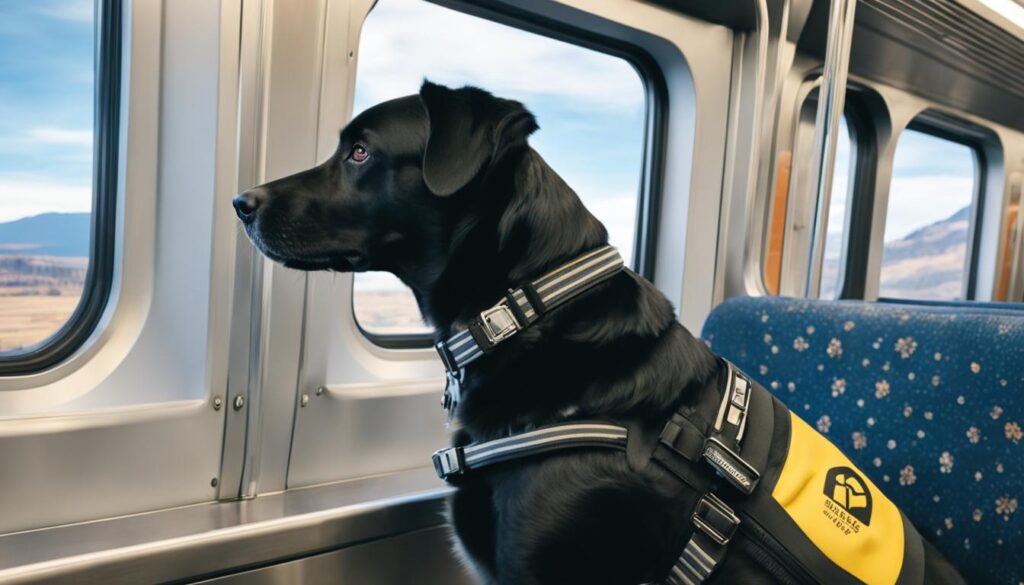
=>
[432,246,926,585]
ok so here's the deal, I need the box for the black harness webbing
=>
[431,246,927,584]
[435,245,624,417]
[433,363,757,585]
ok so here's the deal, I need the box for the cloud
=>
[26,127,93,145]
[36,0,93,23]
[0,179,90,223]
[354,0,644,114]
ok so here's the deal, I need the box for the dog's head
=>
[233,81,538,283]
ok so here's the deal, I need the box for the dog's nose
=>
[233,189,265,223]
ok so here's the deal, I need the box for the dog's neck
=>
[423,147,608,331]
[401,147,718,433]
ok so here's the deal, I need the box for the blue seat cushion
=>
[701,296,1023,585]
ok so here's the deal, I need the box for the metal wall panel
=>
[193,527,471,585]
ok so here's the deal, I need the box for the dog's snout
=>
[233,189,265,223]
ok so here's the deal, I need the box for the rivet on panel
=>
[300,394,310,407]
[233,395,245,410]
[315,386,325,396]
[212,396,223,410]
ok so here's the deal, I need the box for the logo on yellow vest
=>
[823,466,873,534]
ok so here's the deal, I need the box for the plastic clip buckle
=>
[432,447,465,480]
[702,437,760,495]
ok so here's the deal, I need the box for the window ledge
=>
[0,467,451,584]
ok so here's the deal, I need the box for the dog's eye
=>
[349,144,369,163]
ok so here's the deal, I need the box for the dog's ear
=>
[419,80,538,197]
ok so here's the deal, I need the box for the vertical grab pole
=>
[805,0,857,297]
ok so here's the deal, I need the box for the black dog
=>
[234,81,964,585]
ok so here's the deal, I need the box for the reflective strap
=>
[432,422,628,480]
[435,245,624,373]
[664,493,739,585]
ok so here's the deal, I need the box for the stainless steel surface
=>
[288,379,450,487]
[0,468,452,585]
[804,0,857,297]
[217,0,265,502]
[193,527,471,585]
[713,0,773,303]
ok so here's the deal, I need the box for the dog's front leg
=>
[448,479,499,584]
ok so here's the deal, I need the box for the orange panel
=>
[764,151,792,296]
[995,203,1019,302]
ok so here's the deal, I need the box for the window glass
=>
[0,0,95,354]
[350,0,647,338]
[818,116,853,299]
[879,128,976,300]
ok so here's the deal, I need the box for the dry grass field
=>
[0,255,88,353]
[0,291,82,352]
[353,289,433,336]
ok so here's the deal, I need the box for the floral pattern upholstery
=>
[701,296,1023,585]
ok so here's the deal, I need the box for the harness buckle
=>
[702,437,760,495]
[432,446,465,480]
[692,493,740,546]
[476,304,520,348]
[435,340,460,374]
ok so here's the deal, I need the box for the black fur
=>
[235,81,964,585]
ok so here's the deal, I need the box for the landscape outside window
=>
[879,129,977,300]
[0,0,95,353]
[350,0,647,337]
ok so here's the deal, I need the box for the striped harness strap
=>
[433,363,759,585]
[435,245,624,417]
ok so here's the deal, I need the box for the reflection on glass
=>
[879,129,975,300]
[0,1,95,353]
[350,0,647,337]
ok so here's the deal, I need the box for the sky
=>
[0,0,94,224]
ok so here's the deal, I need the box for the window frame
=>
[350,0,669,349]
[0,0,121,375]
[875,115,987,302]
[832,94,877,300]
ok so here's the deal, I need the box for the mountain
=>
[815,206,969,299]
[878,206,970,299]
[0,212,90,257]
[882,206,970,263]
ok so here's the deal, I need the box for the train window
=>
[0,0,118,371]
[818,116,854,299]
[350,0,647,342]
[878,128,978,300]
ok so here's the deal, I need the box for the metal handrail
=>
[805,0,858,297]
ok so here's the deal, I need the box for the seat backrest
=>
[701,296,1023,585]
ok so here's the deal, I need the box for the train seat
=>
[701,296,1023,585]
